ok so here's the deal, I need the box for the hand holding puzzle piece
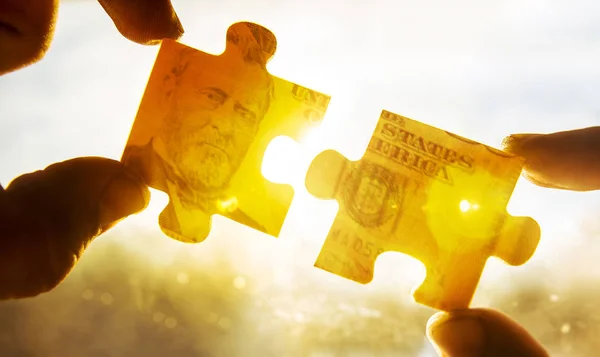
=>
[121,22,541,311]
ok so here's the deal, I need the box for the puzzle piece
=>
[121,22,330,243]
[305,110,541,311]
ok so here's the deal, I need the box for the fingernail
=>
[427,312,486,357]
[502,135,546,171]
[99,169,149,226]
[146,14,184,45]
[160,9,184,42]
[502,134,532,151]
[172,13,184,38]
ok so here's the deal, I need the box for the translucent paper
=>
[122,21,540,311]
[306,110,540,310]
[122,22,330,243]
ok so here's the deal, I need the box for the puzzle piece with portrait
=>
[305,110,541,311]
[121,22,330,243]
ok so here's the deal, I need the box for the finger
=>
[0,157,149,299]
[97,0,184,45]
[502,126,600,191]
[426,308,549,357]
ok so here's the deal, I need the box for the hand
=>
[426,126,600,356]
[0,0,184,299]
[0,158,149,299]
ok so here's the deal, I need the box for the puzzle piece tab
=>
[121,22,330,243]
[305,110,541,311]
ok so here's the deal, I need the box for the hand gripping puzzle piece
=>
[121,22,330,243]
[305,110,541,311]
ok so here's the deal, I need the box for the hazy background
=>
[1,0,600,356]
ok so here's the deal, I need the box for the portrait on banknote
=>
[122,23,328,242]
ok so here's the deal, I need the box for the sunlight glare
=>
[459,199,480,212]
[217,196,239,213]
[459,199,471,212]
[261,123,331,193]
[117,13,573,308]
[371,251,427,295]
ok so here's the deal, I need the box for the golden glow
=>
[177,272,190,284]
[128,95,541,313]
[4,2,599,356]
[261,128,324,189]
[459,199,471,212]
[100,293,114,305]
[233,276,247,289]
[426,166,509,247]
[118,14,562,315]
[217,197,239,213]
[153,312,165,323]
[81,289,94,301]
[303,111,540,311]
[459,200,481,212]
[164,317,178,329]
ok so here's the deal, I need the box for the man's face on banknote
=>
[160,53,272,192]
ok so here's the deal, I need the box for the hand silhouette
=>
[0,0,184,299]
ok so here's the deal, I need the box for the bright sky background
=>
[1,0,600,355]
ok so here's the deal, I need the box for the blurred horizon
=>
[1,0,600,356]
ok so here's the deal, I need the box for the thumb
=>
[0,157,149,299]
[97,0,184,45]
[426,308,549,357]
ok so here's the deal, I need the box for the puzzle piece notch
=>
[121,22,331,244]
[305,110,541,311]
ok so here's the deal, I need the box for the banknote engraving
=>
[291,84,330,124]
[342,161,401,228]
[122,22,330,243]
[306,109,540,311]
[366,112,477,186]
[328,227,385,260]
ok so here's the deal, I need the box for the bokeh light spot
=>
[218,317,232,330]
[153,312,165,323]
[233,276,246,290]
[459,200,471,212]
[177,272,190,284]
[217,196,238,213]
[81,289,94,300]
[206,312,219,324]
[165,317,178,329]
[100,293,114,305]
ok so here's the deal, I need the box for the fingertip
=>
[501,134,539,157]
[426,310,486,357]
[426,311,447,338]
[98,166,150,228]
[98,0,185,45]
[426,312,447,357]
[502,128,600,191]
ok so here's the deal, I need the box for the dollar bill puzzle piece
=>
[305,110,541,311]
[121,22,330,243]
